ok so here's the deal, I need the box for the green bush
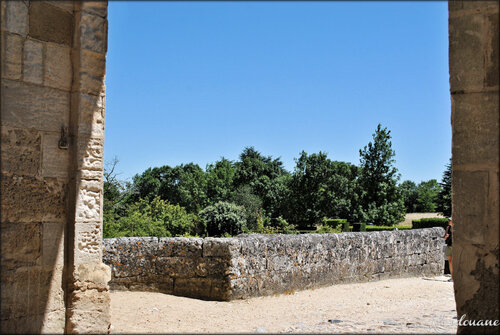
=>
[366,225,412,231]
[322,218,349,232]
[199,201,247,237]
[103,197,201,238]
[412,218,449,229]
[315,225,340,234]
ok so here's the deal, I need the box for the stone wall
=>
[103,228,445,301]
[1,1,110,333]
[448,1,499,333]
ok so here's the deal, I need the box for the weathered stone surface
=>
[76,136,104,172]
[3,1,28,35]
[0,223,42,270]
[79,11,107,54]
[74,222,103,264]
[2,33,23,80]
[42,222,65,268]
[45,43,72,91]
[449,12,486,92]
[1,80,70,133]
[1,175,66,223]
[41,132,70,178]
[29,1,73,46]
[81,1,108,17]
[103,229,445,301]
[73,92,105,138]
[451,92,499,166]
[23,38,44,84]
[49,1,74,13]
[1,127,41,176]
[485,12,499,88]
[74,49,106,95]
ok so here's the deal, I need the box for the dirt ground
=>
[110,275,457,334]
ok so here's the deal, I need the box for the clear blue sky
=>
[105,1,451,184]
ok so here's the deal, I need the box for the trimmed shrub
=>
[366,226,412,231]
[412,218,448,230]
[200,201,247,237]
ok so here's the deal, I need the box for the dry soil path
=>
[110,275,457,334]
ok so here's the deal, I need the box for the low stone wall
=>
[103,228,445,301]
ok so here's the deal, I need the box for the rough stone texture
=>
[29,1,73,46]
[23,38,44,85]
[1,1,110,333]
[449,1,499,334]
[1,33,23,80]
[103,228,445,301]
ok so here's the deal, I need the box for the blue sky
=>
[105,1,451,184]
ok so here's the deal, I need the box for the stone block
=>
[73,93,105,138]
[81,1,108,17]
[449,13,486,92]
[79,11,107,54]
[173,278,212,299]
[23,38,44,84]
[451,92,499,166]
[1,127,41,176]
[41,132,70,178]
[1,175,66,223]
[3,1,28,35]
[1,80,70,132]
[2,33,23,80]
[1,267,53,319]
[485,12,499,88]
[41,309,66,334]
[76,136,104,172]
[75,49,106,95]
[75,179,102,222]
[45,43,72,91]
[453,170,489,246]
[49,1,74,13]
[203,238,240,257]
[1,223,42,270]
[74,222,103,264]
[66,288,110,334]
[29,1,73,46]
[42,222,65,268]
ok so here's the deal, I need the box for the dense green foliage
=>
[399,179,442,212]
[412,218,449,230]
[103,125,450,237]
[365,226,412,231]
[436,159,452,217]
[103,197,201,238]
[199,201,247,237]
[358,124,405,226]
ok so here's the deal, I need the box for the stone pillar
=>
[64,1,110,333]
[449,1,499,333]
[1,1,110,333]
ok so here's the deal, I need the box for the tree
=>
[358,124,405,225]
[287,151,360,229]
[399,180,418,212]
[436,159,452,217]
[206,157,236,204]
[415,179,441,212]
[199,201,247,237]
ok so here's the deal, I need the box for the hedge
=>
[412,218,449,230]
[365,226,412,231]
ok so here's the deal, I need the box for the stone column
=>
[449,1,499,333]
[64,1,111,333]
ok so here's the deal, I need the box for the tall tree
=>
[358,124,405,225]
[415,179,441,212]
[436,159,452,217]
[287,151,360,229]
[399,180,418,212]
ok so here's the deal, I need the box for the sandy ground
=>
[110,275,457,334]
